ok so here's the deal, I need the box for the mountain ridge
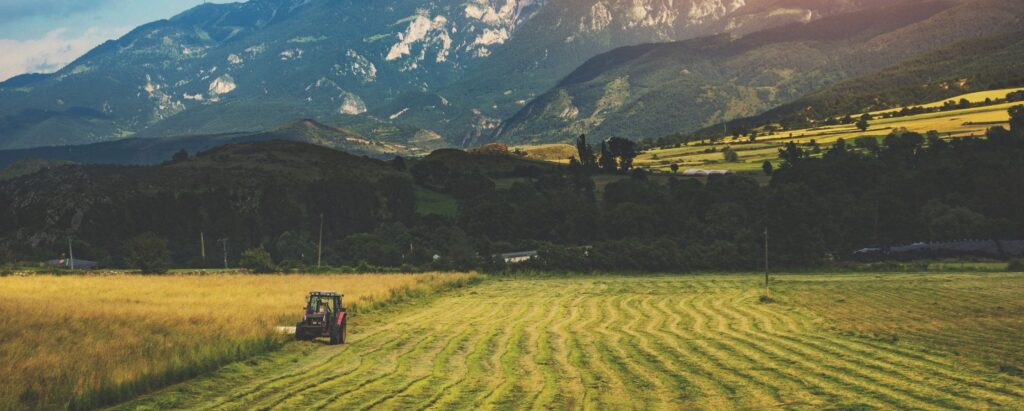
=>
[493,0,1024,144]
[0,0,898,150]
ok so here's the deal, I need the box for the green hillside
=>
[0,119,420,168]
[494,0,1024,144]
[679,30,1024,142]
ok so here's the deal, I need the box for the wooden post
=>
[68,237,74,270]
[218,238,228,269]
[764,226,769,299]
[317,213,324,269]
[200,231,206,261]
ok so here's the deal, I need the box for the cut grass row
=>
[0,272,479,411]
[118,274,1024,410]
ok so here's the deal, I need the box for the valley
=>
[2,1,1024,409]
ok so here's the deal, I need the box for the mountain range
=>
[494,0,1024,144]
[1,0,902,151]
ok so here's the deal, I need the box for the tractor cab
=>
[305,293,341,316]
[295,291,347,344]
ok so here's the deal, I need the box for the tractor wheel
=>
[329,321,340,345]
[294,322,306,341]
[339,317,347,344]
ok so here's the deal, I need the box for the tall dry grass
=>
[0,272,478,410]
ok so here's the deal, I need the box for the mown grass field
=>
[636,88,1023,174]
[0,273,478,410]
[117,273,1024,410]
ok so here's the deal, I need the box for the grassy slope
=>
[638,88,1021,173]
[690,30,1024,140]
[0,273,478,411]
[117,273,1024,410]
[497,0,1024,144]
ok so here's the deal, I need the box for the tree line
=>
[1,107,1022,273]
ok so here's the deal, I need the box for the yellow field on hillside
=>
[870,87,1024,115]
[0,272,478,410]
[638,89,1021,174]
[514,143,577,163]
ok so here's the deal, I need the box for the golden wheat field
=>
[636,88,1022,173]
[0,272,478,410]
[117,273,1024,410]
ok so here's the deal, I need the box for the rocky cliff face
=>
[0,0,882,149]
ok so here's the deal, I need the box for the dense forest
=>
[1,107,1022,273]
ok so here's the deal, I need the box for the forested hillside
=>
[3,106,1022,271]
[679,30,1024,141]
[495,0,1024,144]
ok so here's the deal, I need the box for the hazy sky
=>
[0,0,234,81]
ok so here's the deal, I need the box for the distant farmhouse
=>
[682,169,735,177]
[495,251,538,264]
[45,258,99,270]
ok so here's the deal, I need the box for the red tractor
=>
[295,291,347,345]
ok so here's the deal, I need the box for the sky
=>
[0,0,234,81]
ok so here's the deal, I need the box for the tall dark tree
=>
[1010,105,1024,137]
[575,134,597,169]
[599,140,617,173]
[856,113,871,132]
[606,137,638,173]
[778,142,806,167]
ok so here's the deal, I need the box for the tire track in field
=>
[529,293,574,410]
[705,286,930,409]
[420,293,523,410]
[204,297,467,409]
[542,293,585,409]
[591,292,664,407]
[749,288,1024,403]
[716,288,974,410]
[746,301,1024,406]
[615,294,693,406]
[477,296,547,409]
[564,283,631,409]
[252,295,491,409]
[329,296,506,410]
[311,293,509,408]
[373,296,516,410]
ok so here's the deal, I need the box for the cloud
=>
[0,27,129,81]
[0,0,117,21]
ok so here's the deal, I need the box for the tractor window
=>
[305,294,339,313]
[306,296,320,314]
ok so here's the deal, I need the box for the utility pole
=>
[764,226,770,299]
[68,237,74,270]
[317,213,324,269]
[218,238,228,269]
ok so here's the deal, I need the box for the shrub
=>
[123,233,171,274]
[1008,259,1024,272]
[239,248,277,274]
